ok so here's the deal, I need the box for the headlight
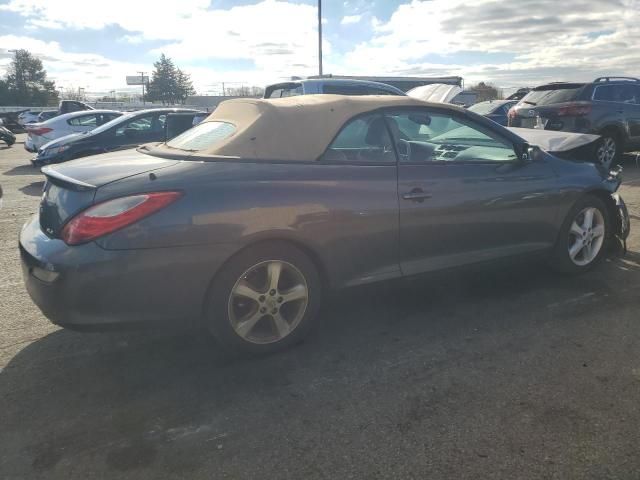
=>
[40,144,70,157]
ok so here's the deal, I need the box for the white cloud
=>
[341,14,362,25]
[3,0,639,91]
[0,35,150,93]
[1,0,324,84]
[338,0,640,86]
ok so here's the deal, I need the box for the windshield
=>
[520,84,584,106]
[165,121,236,151]
[468,101,498,115]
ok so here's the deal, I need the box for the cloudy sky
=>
[0,0,638,96]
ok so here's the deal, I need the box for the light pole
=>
[317,0,323,76]
[138,71,146,105]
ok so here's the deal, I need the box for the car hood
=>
[507,127,600,152]
[41,149,180,188]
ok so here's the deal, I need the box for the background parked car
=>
[17,110,42,126]
[24,110,122,153]
[58,100,94,115]
[32,108,198,166]
[406,83,477,106]
[508,77,640,168]
[468,99,519,126]
[264,78,405,98]
[0,118,16,147]
[37,110,58,122]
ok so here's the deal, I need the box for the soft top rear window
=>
[166,121,236,151]
[520,83,585,106]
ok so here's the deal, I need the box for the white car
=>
[18,110,43,126]
[24,110,122,153]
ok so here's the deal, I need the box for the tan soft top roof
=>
[194,94,435,161]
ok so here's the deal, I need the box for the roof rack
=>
[594,76,640,83]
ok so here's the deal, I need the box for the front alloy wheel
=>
[567,207,606,266]
[551,195,610,274]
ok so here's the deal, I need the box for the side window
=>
[367,87,395,96]
[102,113,120,123]
[386,110,517,163]
[617,85,638,104]
[595,84,639,103]
[593,85,613,101]
[67,114,97,127]
[156,114,167,131]
[323,84,369,95]
[321,114,395,163]
[115,115,153,137]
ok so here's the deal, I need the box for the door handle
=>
[402,188,432,202]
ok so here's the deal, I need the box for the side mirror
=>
[519,143,536,163]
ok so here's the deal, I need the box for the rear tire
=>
[205,242,322,355]
[550,195,610,274]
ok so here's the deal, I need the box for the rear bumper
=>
[19,215,237,329]
[23,138,37,153]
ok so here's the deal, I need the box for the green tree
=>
[146,54,196,104]
[176,68,195,104]
[468,81,501,102]
[146,54,178,104]
[2,49,58,106]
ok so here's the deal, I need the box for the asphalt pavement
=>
[1,135,640,479]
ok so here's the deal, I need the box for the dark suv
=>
[508,77,640,168]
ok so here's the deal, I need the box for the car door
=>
[386,108,559,275]
[316,112,401,286]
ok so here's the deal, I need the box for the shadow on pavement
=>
[19,181,45,197]
[2,254,640,477]
[4,164,39,176]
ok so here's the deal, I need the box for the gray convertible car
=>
[20,95,630,353]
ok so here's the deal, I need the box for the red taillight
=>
[556,103,591,117]
[27,127,53,136]
[60,191,182,245]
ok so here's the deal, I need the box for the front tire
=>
[205,242,321,354]
[551,195,610,274]
[596,132,621,170]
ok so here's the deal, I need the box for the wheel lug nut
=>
[270,289,276,296]
[259,295,265,302]
[277,297,283,303]
[260,307,266,313]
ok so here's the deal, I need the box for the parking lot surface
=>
[2,135,640,479]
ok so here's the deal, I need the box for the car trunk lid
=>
[39,149,180,238]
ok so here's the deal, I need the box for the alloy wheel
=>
[567,207,606,266]
[596,137,616,170]
[228,260,309,344]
